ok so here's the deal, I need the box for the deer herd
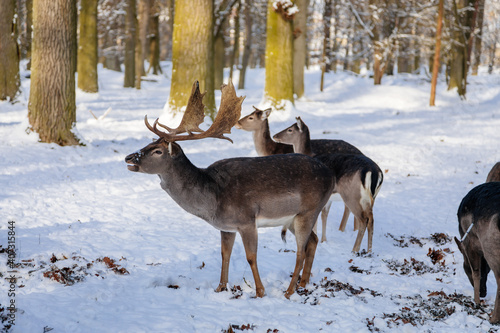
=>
[125,81,500,323]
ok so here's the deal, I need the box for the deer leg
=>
[299,231,318,288]
[320,201,332,242]
[352,217,367,253]
[216,231,236,293]
[367,214,374,253]
[472,268,482,304]
[338,204,350,232]
[239,227,265,298]
[285,215,312,299]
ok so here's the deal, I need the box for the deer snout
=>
[233,121,242,129]
[125,153,140,172]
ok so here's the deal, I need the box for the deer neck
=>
[158,154,217,222]
[252,120,277,156]
[294,132,313,157]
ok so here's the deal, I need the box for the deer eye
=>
[287,129,293,132]
[153,150,163,155]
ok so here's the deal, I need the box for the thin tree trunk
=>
[293,0,308,98]
[147,1,162,75]
[430,0,444,107]
[238,0,253,90]
[229,2,240,82]
[124,0,137,88]
[0,0,20,101]
[138,0,149,75]
[448,0,471,98]
[28,0,79,146]
[471,0,485,75]
[77,0,98,93]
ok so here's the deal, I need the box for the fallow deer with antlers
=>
[235,107,363,242]
[125,81,335,298]
[274,117,383,253]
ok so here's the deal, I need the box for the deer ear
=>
[262,108,272,120]
[168,142,181,157]
[296,117,303,133]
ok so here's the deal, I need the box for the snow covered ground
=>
[1,63,500,332]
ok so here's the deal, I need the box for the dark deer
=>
[125,81,335,298]
[235,107,363,242]
[454,182,500,324]
[273,117,383,253]
[487,162,500,182]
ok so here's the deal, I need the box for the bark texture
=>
[77,0,99,93]
[124,0,137,88]
[293,0,308,98]
[168,0,214,116]
[28,0,79,145]
[0,0,20,101]
[264,0,294,109]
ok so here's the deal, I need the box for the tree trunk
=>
[430,0,444,107]
[448,0,474,98]
[238,0,253,90]
[214,34,225,88]
[293,0,308,98]
[229,2,240,82]
[0,0,20,101]
[323,0,333,73]
[124,0,137,88]
[147,1,162,75]
[77,0,98,93]
[264,0,294,109]
[138,0,149,76]
[168,0,214,117]
[471,0,485,75]
[28,0,79,146]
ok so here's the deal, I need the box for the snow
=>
[1,63,500,332]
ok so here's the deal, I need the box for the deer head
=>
[273,116,311,154]
[126,80,245,174]
[234,106,272,131]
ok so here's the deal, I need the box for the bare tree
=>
[430,0,444,107]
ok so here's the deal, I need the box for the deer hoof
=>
[215,284,228,293]
[255,288,265,298]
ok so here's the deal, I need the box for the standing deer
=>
[454,182,500,324]
[273,117,383,253]
[487,162,500,182]
[125,81,335,298]
[235,107,363,242]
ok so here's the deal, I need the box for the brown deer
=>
[454,182,500,324]
[125,81,335,298]
[273,117,383,253]
[235,107,363,242]
[487,162,500,182]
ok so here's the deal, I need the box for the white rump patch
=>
[360,171,373,211]
[256,215,295,228]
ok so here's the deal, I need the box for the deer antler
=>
[145,79,245,143]
[157,81,206,135]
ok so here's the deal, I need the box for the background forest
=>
[1,0,500,144]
